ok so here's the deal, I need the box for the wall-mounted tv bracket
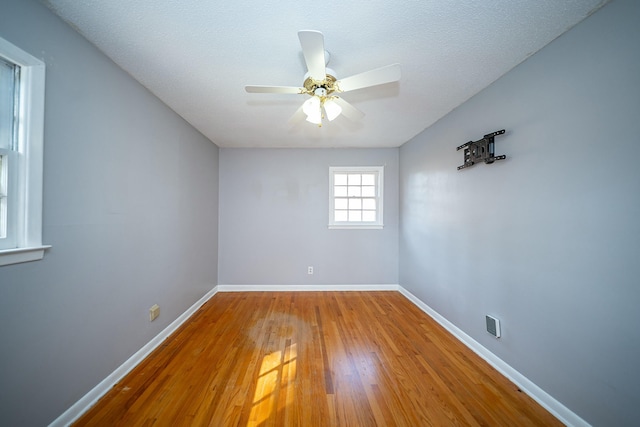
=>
[457,129,506,170]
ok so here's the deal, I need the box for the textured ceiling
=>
[43,0,607,148]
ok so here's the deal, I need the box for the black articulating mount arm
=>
[457,130,506,170]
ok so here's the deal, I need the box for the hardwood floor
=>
[74,292,562,426]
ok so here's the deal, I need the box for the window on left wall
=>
[0,37,49,266]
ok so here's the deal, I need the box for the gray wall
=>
[399,0,640,425]
[219,148,398,286]
[0,1,219,425]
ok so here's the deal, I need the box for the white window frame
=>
[329,166,384,230]
[0,37,49,266]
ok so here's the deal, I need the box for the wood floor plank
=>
[74,292,562,426]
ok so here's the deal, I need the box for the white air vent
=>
[486,315,501,338]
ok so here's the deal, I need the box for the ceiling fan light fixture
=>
[302,96,320,116]
[305,110,322,125]
[323,98,342,121]
[245,30,401,128]
[303,96,322,124]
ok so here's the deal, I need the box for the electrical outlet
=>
[149,304,160,321]
[307,266,314,275]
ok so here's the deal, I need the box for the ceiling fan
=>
[245,30,401,127]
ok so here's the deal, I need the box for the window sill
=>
[0,245,51,267]
[328,225,384,230]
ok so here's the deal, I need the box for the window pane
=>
[334,174,348,185]
[334,186,347,197]
[361,174,375,185]
[334,198,348,209]
[362,199,376,210]
[0,58,17,150]
[347,174,361,185]
[347,186,361,197]
[362,186,375,197]
[348,198,362,210]
[335,210,348,222]
[348,211,362,222]
[362,211,376,222]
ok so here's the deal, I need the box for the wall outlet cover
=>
[149,304,160,321]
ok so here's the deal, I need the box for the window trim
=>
[0,37,50,266]
[328,166,384,230]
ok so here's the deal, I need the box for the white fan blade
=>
[298,30,326,81]
[245,85,303,94]
[288,103,307,125]
[332,97,365,121]
[337,63,401,92]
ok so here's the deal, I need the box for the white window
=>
[329,166,383,229]
[0,37,49,266]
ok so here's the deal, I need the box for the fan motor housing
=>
[303,74,338,96]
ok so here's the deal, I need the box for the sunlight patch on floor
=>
[248,342,298,426]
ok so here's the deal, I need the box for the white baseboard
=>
[49,286,219,427]
[398,286,590,427]
[218,284,400,292]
